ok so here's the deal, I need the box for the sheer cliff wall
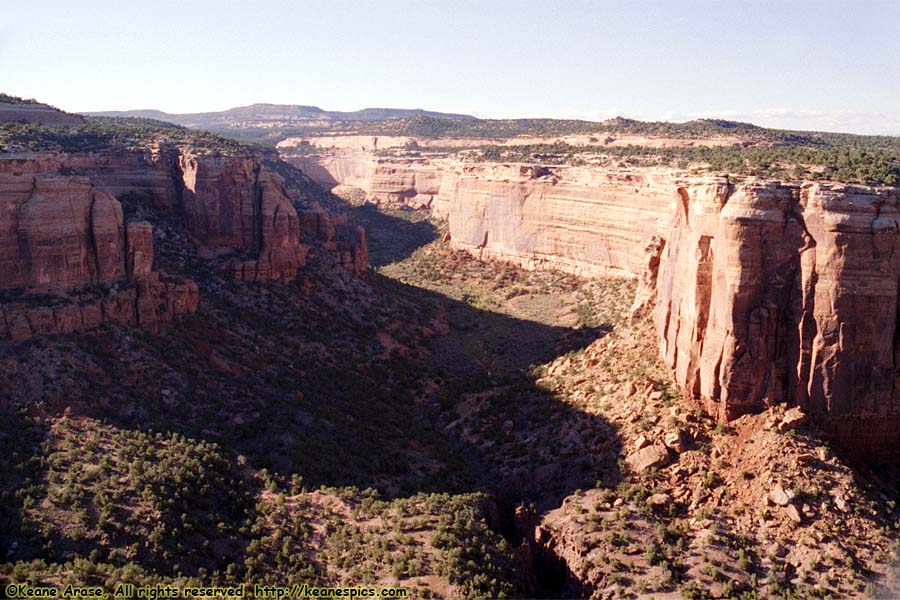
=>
[652,180,900,455]
[433,163,679,277]
[288,152,444,210]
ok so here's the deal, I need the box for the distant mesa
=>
[85,103,477,130]
[0,93,85,125]
[684,118,762,130]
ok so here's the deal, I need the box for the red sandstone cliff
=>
[0,147,368,340]
[179,154,309,281]
[651,180,900,455]
[0,171,198,340]
[434,163,676,276]
[288,151,444,210]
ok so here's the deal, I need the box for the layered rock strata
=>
[435,164,676,277]
[288,153,443,210]
[651,180,900,455]
[1,149,362,281]
[0,172,198,340]
[179,154,308,282]
[0,273,199,341]
[0,148,368,340]
[367,159,443,209]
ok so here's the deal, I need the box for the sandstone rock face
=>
[179,154,263,249]
[4,149,321,284]
[0,148,184,210]
[651,180,900,456]
[0,170,198,340]
[348,225,368,273]
[396,157,900,455]
[179,157,309,282]
[628,236,665,323]
[288,153,443,210]
[126,222,154,277]
[436,164,676,277]
[0,273,199,340]
[289,152,374,190]
[0,175,126,290]
[0,146,367,340]
[367,159,443,209]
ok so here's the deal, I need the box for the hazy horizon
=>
[3,0,900,135]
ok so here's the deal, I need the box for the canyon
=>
[3,103,900,597]
[297,142,900,456]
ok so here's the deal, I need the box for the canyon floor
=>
[3,194,900,599]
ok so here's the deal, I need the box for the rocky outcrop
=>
[0,272,199,340]
[179,154,308,282]
[367,159,443,209]
[0,148,184,210]
[2,149,350,283]
[289,152,374,190]
[0,146,368,340]
[0,174,128,290]
[0,171,198,340]
[126,221,154,277]
[419,159,900,455]
[298,205,368,273]
[651,180,900,455]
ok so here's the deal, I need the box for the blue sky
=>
[3,0,899,134]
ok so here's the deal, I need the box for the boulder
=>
[778,407,809,432]
[646,493,671,508]
[664,430,687,453]
[784,504,803,523]
[768,484,794,507]
[626,444,670,472]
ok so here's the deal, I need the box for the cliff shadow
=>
[0,404,48,562]
[377,272,625,508]
[0,253,625,597]
[347,203,440,267]
[274,160,441,267]
[10,267,621,511]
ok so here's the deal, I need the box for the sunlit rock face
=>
[0,146,370,340]
[652,180,900,455]
[178,154,308,282]
[436,163,678,277]
[289,151,443,210]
